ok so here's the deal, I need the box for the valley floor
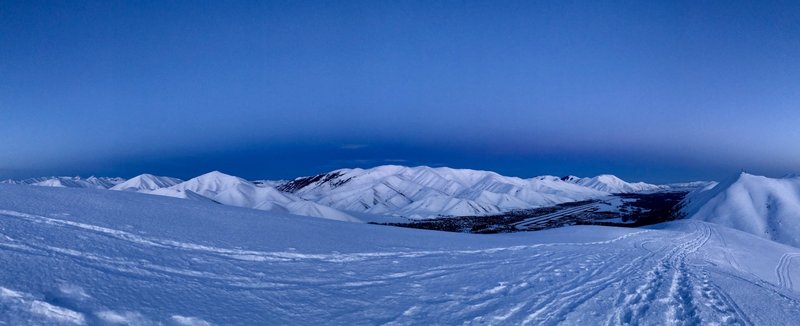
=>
[377,191,687,233]
[0,185,798,325]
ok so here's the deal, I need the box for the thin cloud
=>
[340,144,368,150]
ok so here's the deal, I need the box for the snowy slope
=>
[110,174,183,191]
[279,165,611,218]
[570,174,664,193]
[0,184,798,325]
[147,171,360,222]
[682,172,800,248]
[284,201,362,223]
[153,171,296,205]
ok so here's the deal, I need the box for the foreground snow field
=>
[1,184,799,325]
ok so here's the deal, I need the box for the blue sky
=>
[1,0,799,183]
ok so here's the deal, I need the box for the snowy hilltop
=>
[110,174,183,191]
[3,166,679,222]
[147,171,361,222]
[681,172,800,247]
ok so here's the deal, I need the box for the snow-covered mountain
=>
[2,166,681,221]
[565,174,664,193]
[1,176,126,189]
[110,174,182,191]
[146,171,361,222]
[278,166,611,218]
[681,172,800,247]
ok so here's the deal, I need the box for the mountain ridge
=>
[2,165,695,221]
[681,172,800,247]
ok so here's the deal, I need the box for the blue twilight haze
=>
[1,1,799,183]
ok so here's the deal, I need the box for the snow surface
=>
[682,172,800,248]
[0,184,798,325]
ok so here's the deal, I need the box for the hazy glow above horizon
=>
[1,1,799,183]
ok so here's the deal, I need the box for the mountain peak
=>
[573,174,660,193]
[196,170,237,179]
[111,174,182,191]
[560,175,581,182]
[177,171,250,193]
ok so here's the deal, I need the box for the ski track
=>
[0,208,796,324]
[607,260,668,326]
[0,209,650,263]
[603,222,750,326]
[710,226,744,272]
[697,271,752,326]
[776,253,800,291]
[607,222,711,326]
[521,249,657,325]
[663,223,750,325]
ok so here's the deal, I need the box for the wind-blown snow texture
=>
[682,172,800,248]
[0,184,798,325]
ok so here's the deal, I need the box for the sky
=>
[1,0,799,183]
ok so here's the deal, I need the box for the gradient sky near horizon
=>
[2,0,799,183]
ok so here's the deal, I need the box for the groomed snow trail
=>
[0,185,799,325]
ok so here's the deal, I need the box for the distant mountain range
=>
[166,167,799,248]
[1,165,707,222]
[8,166,799,249]
[1,176,126,189]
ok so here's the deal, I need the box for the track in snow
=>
[604,222,753,326]
[776,253,800,291]
[1,206,799,325]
